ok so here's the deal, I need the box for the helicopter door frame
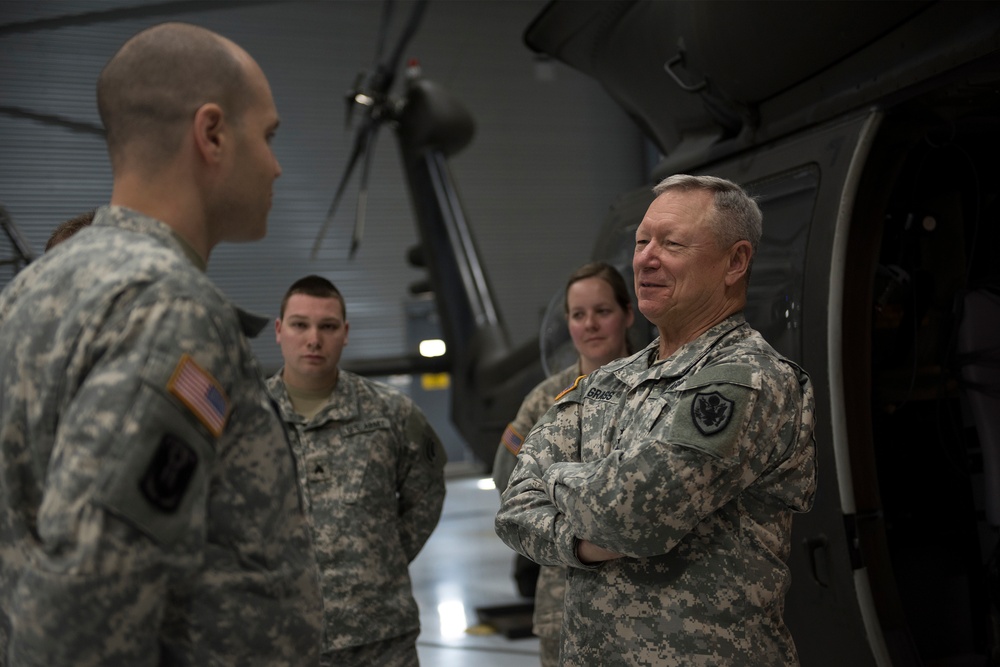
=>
[672,107,888,666]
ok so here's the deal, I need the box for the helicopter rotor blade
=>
[310,116,374,260]
[349,122,381,259]
[373,0,395,71]
[344,0,427,259]
[388,0,428,67]
[376,0,428,95]
[344,71,366,130]
[315,0,429,260]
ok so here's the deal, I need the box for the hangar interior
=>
[0,0,647,467]
[0,3,647,664]
[5,2,1000,666]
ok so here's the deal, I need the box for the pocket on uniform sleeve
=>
[95,379,216,545]
[666,365,758,460]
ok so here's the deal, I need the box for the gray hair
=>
[652,174,762,265]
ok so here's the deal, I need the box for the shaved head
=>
[97,22,252,173]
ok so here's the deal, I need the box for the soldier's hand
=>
[576,539,623,564]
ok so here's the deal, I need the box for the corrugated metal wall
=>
[0,0,644,374]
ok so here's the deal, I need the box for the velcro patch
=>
[167,354,229,437]
[140,434,198,513]
[501,424,524,455]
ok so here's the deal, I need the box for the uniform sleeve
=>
[492,370,583,495]
[8,295,228,666]
[492,380,550,493]
[492,440,520,497]
[494,377,593,570]
[543,366,799,558]
[395,399,447,562]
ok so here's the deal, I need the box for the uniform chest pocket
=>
[303,417,392,505]
[613,394,672,453]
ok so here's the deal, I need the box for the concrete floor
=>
[412,474,541,667]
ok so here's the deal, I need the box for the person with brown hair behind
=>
[44,208,96,251]
[493,260,634,666]
[0,23,321,666]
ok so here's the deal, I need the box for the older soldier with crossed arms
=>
[495,174,817,666]
[268,275,447,667]
[0,23,321,666]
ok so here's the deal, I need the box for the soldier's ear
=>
[724,241,752,287]
[192,103,226,164]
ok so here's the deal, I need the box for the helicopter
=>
[516,2,1000,665]
[324,0,1000,664]
[0,0,997,663]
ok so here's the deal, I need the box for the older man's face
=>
[632,188,732,333]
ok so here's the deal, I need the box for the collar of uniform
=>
[236,308,270,337]
[613,312,748,385]
[96,205,207,272]
[306,369,362,426]
[96,206,270,336]
[268,369,362,427]
[266,372,305,424]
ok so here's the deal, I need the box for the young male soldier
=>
[269,275,447,667]
[496,174,817,666]
[0,23,321,665]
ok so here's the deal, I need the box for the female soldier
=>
[493,261,634,666]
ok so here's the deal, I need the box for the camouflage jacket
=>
[492,363,580,640]
[267,370,447,652]
[493,363,581,493]
[0,207,322,666]
[495,313,817,666]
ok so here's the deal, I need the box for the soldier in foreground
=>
[495,174,817,666]
[0,23,321,665]
[268,275,447,667]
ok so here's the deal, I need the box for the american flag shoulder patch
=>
[554,375,586,402]
[501,424,524,456]
[167,354,230,438]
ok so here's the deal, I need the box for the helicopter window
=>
[742,165,819,364]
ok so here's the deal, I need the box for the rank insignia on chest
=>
[168,354,230,437]
[692,391,735,436]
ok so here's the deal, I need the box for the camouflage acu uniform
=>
[493,363,580,659]
[495,314,817,666]
[267,370,447,662]
[493,363,582,493]
[0,206,323,666]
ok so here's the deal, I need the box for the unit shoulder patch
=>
[691,390,735,436]
[140,434,199,512]
[666,381,752,459]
